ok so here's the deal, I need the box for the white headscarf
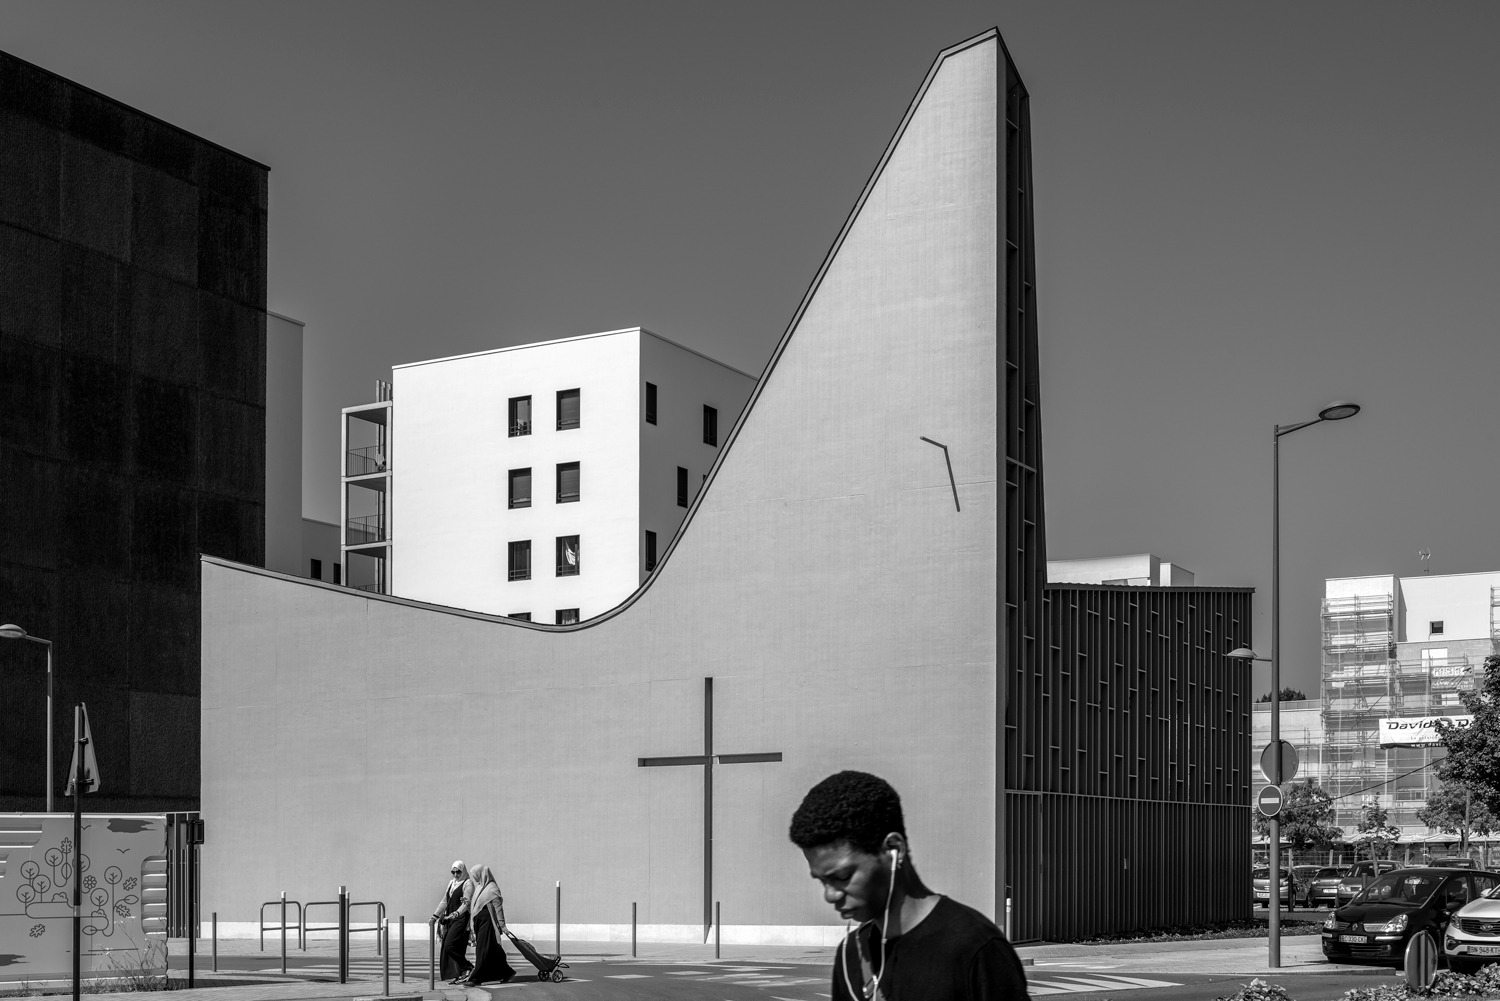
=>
[469,864,503,932]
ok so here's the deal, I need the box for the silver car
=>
[1443,873,1500,974]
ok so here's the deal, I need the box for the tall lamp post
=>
[1230,400,1361,968]
[0,623,55,812]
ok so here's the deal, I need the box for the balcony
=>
[346,445,388,477]
[509,421,531,437]
[346,513,386,545]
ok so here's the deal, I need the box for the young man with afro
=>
[790,770,1028,1000]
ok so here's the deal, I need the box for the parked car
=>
[1293,865,1324,907]
[1443,873,1500,973]
[1253,865,1294,907]
[1323,867,1500,966]
[1308,866,1349,909]
[1337,860,1402,905]
[1431,857,1478,870]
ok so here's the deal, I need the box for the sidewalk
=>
[63,932,1356,1001]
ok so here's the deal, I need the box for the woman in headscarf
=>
[431,860,474,984]
[462,864,516,986]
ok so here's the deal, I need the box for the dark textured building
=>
[0,51,268,812]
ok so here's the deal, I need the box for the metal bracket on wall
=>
[919,436,961,512]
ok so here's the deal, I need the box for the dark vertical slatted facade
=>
[1005,587,1255,941]
[995,37,1253,941]
[996,35,1047,933]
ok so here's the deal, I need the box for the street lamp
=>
[1235,400,1361,968]
[0,623,54,812]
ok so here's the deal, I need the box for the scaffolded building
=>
[1319,573,1500,834]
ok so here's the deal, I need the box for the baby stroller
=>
[505,930,569,983]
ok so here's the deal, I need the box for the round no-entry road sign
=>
[1257,785,1283,818]
[1260,740,1299,784]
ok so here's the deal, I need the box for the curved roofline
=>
[203,29,1010,634]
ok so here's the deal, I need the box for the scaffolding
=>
[1491,586,1500,654]
[1319,593,1480,831]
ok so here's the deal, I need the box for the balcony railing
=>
[346,446,388,477]
[346,513,386,545]
[509,421,531,437]
[557,563,579,577]
[508,567,531,581]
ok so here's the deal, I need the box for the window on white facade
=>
[509,396,531,436]
[509,467,532,509]
[508,540,531,581]
[556,608,580,625]
[556,535,580,576]
[645,382,657,424]
[1429,620,1444,635]
[557,462,580,503]
[557,388,580,430]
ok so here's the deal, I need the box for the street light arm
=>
[1274,418,1323,438]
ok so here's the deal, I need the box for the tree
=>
[1435,655,1500,818]
[1253,779,1343,850]
[1418,781,1496,849]
[1355,800,1401,860]
[1256,688,1307,703]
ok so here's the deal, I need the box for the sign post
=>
[1257,785,1284,818]
[67,704,99,1001]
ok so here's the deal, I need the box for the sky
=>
[3,1,1498,696]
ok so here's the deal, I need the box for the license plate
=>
[1255,890,1268,897]
[1469,945,1500,956]
[1340,934,1369,944]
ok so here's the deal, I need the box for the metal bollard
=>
[212,912,218,973]
[281,891,287,975]
[383,920,390,998]
[338,885,349,985]
[715,901,720,959]
[400,916,405,983]
[428,918,436,991]
[1005,896,1013,940]
[555,881,561,955]
[631,902,637,958]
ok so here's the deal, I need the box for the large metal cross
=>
[637,677,782,939]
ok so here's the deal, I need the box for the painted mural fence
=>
[0,814,168,986]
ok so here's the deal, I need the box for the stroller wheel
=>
[550,969,565,982]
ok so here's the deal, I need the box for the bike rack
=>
[259,899,304,951]
[303,899,387,954]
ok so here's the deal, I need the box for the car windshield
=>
[1352,872,1440,906]
[1252,867,1288,878]
[1484,884,1500,900]
[1315,868,1345,879]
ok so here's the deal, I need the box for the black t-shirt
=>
[830,896,1028,1001]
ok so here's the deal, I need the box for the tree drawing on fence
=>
[83,866,139,937]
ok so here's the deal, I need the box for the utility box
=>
[0,814,169,987]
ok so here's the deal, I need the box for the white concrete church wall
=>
[202,33,1001,943]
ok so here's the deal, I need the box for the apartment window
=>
[556,608,580,625]
[508,612,531,622]
[508,467,532,509]
[556,535,580,576]
[310,558,323,580]
[645,530,658,572]
[557,461,580,503]
[1430,620,1445,635]
[333,563,341,585]
[703,405,718,446]
[508,396,532,437]
[557,388,581,430]
[508,540,531,581]
[645,382,657,424]
[677,466,688,507]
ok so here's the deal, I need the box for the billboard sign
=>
[1378,715,1473,747]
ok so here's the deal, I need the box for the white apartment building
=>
[1320,570,1500,835]
[341,327,756,621]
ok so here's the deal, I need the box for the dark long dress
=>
[469,903,516,985]
[438,883,473,981]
